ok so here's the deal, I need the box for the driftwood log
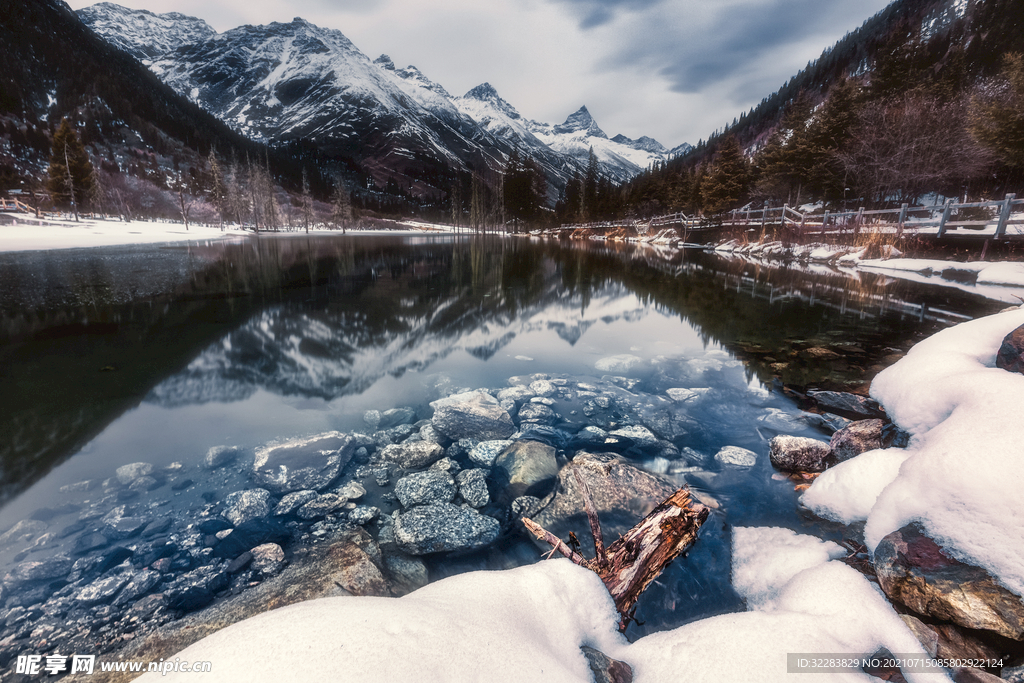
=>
[522,467,710,631]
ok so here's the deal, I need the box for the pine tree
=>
[47,119,95,221]
[970,53,1024,168]
[701,136,750,214]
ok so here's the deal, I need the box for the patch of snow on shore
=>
[804,307,1024,595]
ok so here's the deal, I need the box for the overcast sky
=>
[67,0,893,149]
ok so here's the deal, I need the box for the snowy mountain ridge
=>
[77,3,689,193]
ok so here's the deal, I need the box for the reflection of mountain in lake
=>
[146,279,644,405]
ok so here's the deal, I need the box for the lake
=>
[0,233,1006,639]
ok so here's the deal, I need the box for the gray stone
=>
[713,445,758,467]
[383,552,429,594]
[128,475,160,492]
[610,425,661,449]
[493,440,559,502]
[1002,664,1024,683]
[830,419,884,463]
[456,469,490,508]
[112,570,161,606]
[418,423,445,444]
[510,496,544,519]
[875,523,1024,640]
[115,462,155,485]
[768,435,832,472]
[296,493,348,520]
[430,456,461,474]
[572,426,609,446]
[222,489,272,526]
[581,645,634,683]
[250,543,285,576]
[516,402,558,425]
[595,354,644,374]
[252,432,356,494]
[348,506,380,526]
[532,452,677,544]
[4,556,73,585]
[467,439,513,468]
[363,409,381,431]
[529,379,557,397]
[378,441,446,470]
[76,571,131,606]
[379,407,417,430]
[430,391,515,441]
[59,479,96,494]
[101,506,150,541]
[807,390,885,420]
[496,386,533,404]
[666,387,710,403]
[394,503,500,555]
[395,470,457,508]
[273,490,318,516]
[337,481,366,501]
[204,445,241,470]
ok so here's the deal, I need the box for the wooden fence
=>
[0,198,37,214]
[555,193,1024,241]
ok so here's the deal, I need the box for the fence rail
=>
[0,198,37,214]
[555,194,1024,241]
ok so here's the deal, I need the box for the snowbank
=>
[802,306,1024,595]
[0,216,251,252]
[140,527,936,683]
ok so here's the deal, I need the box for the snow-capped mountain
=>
[76,2,215,60]
[77,3,688,198]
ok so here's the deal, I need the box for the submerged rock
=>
[393,503,500,555]
[874,523,1024,640]
[430,391,515,441]
[492,440,559,503]
[115,462,154,485]
[768,435,832,472]
[713,445,758,468]
[595,354,644,374]
[807,390,885,420]
[378,442,445,470]
[204,445,241,470]
[394,470,457,508]
[222,489,272,526]
[252,432,356,494]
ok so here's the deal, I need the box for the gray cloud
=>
[548,0,665,28]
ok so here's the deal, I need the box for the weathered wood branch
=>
[522,467,709,631]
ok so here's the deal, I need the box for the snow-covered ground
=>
[0,215,459,253]
[141,528,937,683]
[0,215,251,253]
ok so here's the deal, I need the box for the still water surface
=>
[0,234,1004,635]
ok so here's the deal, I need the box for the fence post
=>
[821,210,829,238]
[896,203,908,239]
[936,198,955,238]
[782,204,788,231]
[854,207,865,236]
[995,193,1017,239]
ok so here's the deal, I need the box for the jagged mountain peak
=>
[77,1,216,60]
[462,83,522,121]
[553,106,605,138]
[611,134,667,154]
[374,54,395,70]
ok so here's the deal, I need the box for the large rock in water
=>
[378,441,445,470]
[430,391,515,441]
[829,419,884,463]
[393,503,500,555]
[394,470,457,508]
[874,523,1024,640]
[492,440,559,503]
[252,432,356,494]
[996,323,1024,374]
[531,452,677,545]
[768,435,832,472]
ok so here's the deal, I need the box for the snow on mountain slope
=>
[77,2,215,61]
